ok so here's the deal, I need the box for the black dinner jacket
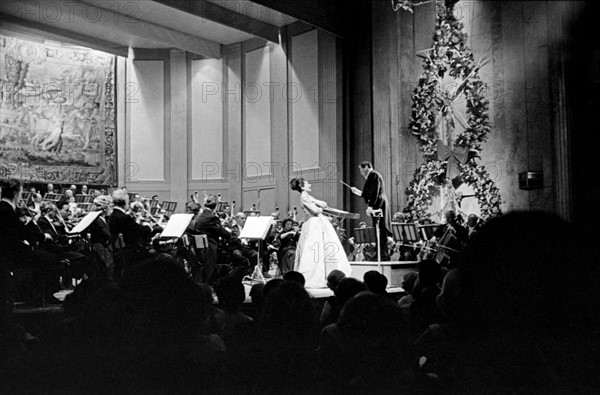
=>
[89,216,111,246]
[37,216,62,238]
[362,170,392,234]
[193,209,230,242]
[109,207,151,247]
[0,200,44,258]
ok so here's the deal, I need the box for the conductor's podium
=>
[349,260,419,288]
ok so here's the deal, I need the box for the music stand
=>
[21,191,33,202]
[391,223,420,243]
[161,201,177,214]
[215,201,230,213]
[354,227,377,245]
[43,193,62,202]
[76,202,93,213]
[239,216,274,284]
[75,194,93,203]
[244,210,260,217]
[68,211,101,234]
[353,226,380,270]
[419,224,441,240]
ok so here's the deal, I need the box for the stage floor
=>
[54,263,409,303]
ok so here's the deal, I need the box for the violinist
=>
[185,201,202,234]
[1,179,63,304]
[27,193,43,219]
[88,196,113,279]
[36,202,87,276]
[276,218,299,275]
[228,212,260,276]
[192,195,231,282]
[109,189,160,251]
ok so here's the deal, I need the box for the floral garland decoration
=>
[405,0,502,222]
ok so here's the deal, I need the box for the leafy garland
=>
[405,0,502,222]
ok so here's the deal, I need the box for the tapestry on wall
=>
[0,34,117,185]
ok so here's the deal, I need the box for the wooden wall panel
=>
[190,58,224,181]
[128,59,166,181]
[523,1,553,211]
[169,49,188,208]
[372,0,397,216]
[291,29,320,171]
[244,45,272,179]
[318,30,342,209]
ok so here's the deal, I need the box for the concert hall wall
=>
[121,24,343,216]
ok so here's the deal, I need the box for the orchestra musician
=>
[27,193,43,219]
[36,202,88,281]
[109,189,161,278]
[434,209,468,245]
[190,194,231,284]
[88,196,113,280]
[45,183,55,195]
[1,179,63,305]
[466,213,481,240]
[346,221,376,262]
[351,161,393,261]
[228,212,260,277]
[276,218,299,275]
[185,201,202,233]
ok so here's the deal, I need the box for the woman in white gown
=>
[290,177,352,288]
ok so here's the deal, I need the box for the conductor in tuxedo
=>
[192,194,231,284]
[351,161,392,261]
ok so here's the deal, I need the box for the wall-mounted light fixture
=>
[519,171,543,190]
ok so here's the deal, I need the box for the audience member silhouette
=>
[415,212,600,393]
[409,259,443,337]
[282,270,306,287]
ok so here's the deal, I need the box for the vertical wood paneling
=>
[224,44,243,210]
[169,49,188,209]
[349,0,373,216]
[128,60,165,181]
[191,58,224,181]
[319,30,340,208]
[372,0,394,218]
[500,1,529,211]
[398,3,423,210]
[270,35,290,214]
[244,46,271,179]
[291,30,319,171]
[547,2,573,221]
[523,1,553,211]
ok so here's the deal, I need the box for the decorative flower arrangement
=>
[404,0,502,222]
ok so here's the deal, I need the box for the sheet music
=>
[68,211,101,234]
[160,213,194,238]
[239,216,273,240]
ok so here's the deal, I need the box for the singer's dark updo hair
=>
[290,177,305,193]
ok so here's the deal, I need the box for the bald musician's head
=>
[112,189,129,208]
[235,212,247,227]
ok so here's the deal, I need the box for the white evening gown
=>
[294,191,352,288]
